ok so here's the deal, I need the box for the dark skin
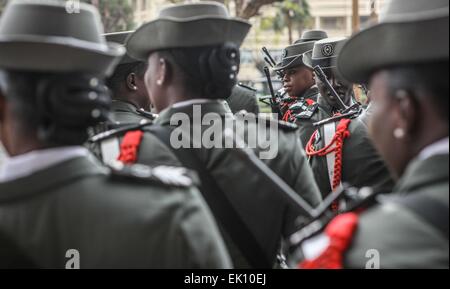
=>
[282,65,315,98]
[0,94,45,157]
[315,68,353,110]
[114,66,152,111]
[368,70,449,179]
[145,52,201,113]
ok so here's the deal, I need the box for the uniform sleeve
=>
[169,187,233,269]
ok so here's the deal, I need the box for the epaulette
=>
[88,120,153,143]
[238,82,257,92]
[107,161,199,188]
[236,111,299,131]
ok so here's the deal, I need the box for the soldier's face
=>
[368,70,409,179]
[282,66,315,97]
[315,70,353,108]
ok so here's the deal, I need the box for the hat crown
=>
[283,41,315,59]
[0,0,105,45]
[159,2,230,20]
[381,0,449,22]
[299,30,328,42]
[312,37,347,59]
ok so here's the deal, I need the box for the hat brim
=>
[127,17,251,60]
[303,50,337,70]
[0,36,125,76]
[274,55,306,71]
[338,15,449,84]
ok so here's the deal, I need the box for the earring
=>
[156,80,163,86]
[393,128,405,139]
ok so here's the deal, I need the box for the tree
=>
[0,0,7,15]
[81,0,135,33]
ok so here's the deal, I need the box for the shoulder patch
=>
[107,161,199,188]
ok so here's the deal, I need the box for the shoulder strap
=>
[395,194,449,240]
[147,125,273,268]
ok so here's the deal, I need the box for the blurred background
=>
[0,0,391,163]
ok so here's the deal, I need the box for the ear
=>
[126,73,138,91]
[395,90,420,137]
[156,57,170,86]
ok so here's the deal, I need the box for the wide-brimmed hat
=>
[273,41,315,71]
[104,31,140,65]
[127,2,251,61]
[303,37,347,70]
[294,30,328,44]
[0,0,125,75]
[338,0,449,83]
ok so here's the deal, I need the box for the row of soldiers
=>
[0,0,448,269]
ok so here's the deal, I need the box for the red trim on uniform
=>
[299,212,359,269]
[306,98,315,106]
[117,130,144,165]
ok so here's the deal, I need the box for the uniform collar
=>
[395,153,449,195]
[155,99,232,126]
[0,155,107,202]
[0,146,90,183]
[418,137,449,161]
[301,85,319,100]
[111,100,139,113]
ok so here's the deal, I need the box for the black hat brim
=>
[0,37,124,76]
[127,17,251,60]
[338,15,449,84]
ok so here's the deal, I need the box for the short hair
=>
[385,61,449,122]
[106,61,148,98]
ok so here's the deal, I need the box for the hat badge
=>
[322,44,334,57]
[282,49,288,58]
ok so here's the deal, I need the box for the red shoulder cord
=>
[117,130,144,165]
[299,212,359,269]
[305,118,352,208]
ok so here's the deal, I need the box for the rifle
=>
[264,66,283,119]
[223,130,382,268]
[312,65,362,125]
[313,65,348,111]
[262,47,284,79]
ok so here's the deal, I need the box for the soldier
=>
[274,31,328,123]
[104,31,157,125]
[296,0,448,269]
[227,83,260,114]
[115,2,322,268]
[298,38,395,199]
[91,31,182,167]
[0,0,230,269]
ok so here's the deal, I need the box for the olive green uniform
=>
[148,100,321,267]
[345,154,449,268]
[227,84,260,114]
[0,154,231,269]
[298,96,394,198]
[110,100,154,124]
